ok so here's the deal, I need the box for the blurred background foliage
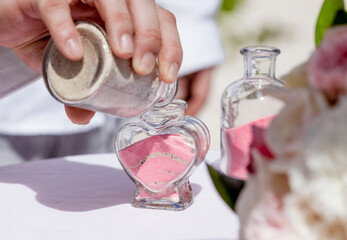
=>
[217,0,287,57]
[315,0,346,45]
[220,0,242,12]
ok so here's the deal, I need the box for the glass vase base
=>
[132,181,193,211]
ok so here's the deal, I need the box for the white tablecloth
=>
[0,150,239,240]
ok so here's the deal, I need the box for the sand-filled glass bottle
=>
[115,99,210,211]
[42,21,176,118]
[220,46,285,180]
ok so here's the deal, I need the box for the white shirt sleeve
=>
[0,46,41,99]
[0,47,105,135]
[156,0,225,76]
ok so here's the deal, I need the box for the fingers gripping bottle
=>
[42,21,176,118]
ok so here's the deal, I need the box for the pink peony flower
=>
[307,25,347,96]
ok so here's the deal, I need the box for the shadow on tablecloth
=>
[0,158,202,212]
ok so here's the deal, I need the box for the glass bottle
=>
[220,46,285,180]
[42,21,176,118]
[115,99,210,211]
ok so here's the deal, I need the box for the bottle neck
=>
[244,55,276,79]
[155,81,178,108]
[240,46,280,80]
[141,99,186,129]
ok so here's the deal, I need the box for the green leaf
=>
[333,10,347,25]
[207,163,244,211]
[315,0,345,46]
[220,0,242,13]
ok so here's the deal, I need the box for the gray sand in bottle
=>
[45,22,161,117]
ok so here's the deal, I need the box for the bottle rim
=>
[155,81,178,108]
[240,45,280,56]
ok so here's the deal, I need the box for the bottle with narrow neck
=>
[220,46,285,180]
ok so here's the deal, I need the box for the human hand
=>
[177,68,213,116]
[0,0,182,124]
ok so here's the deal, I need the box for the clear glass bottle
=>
[42,21,176,118]
[220,46,285,180]
[115,99,210,211]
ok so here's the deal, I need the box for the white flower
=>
[244,192,295,240]
[266,88,329,160]
[237,91,347,239]
[285,98,347,240]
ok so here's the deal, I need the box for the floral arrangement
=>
[209,0,347,239]
[237,23,347,239]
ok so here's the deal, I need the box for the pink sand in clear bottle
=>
[224,115,275,180]
[118,134,194,199]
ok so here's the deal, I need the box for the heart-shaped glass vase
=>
[115,100,210,210]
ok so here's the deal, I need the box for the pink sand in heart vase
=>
[118,134,195,199]
[223,115,275,180]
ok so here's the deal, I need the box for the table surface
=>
[0,150,239,240]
